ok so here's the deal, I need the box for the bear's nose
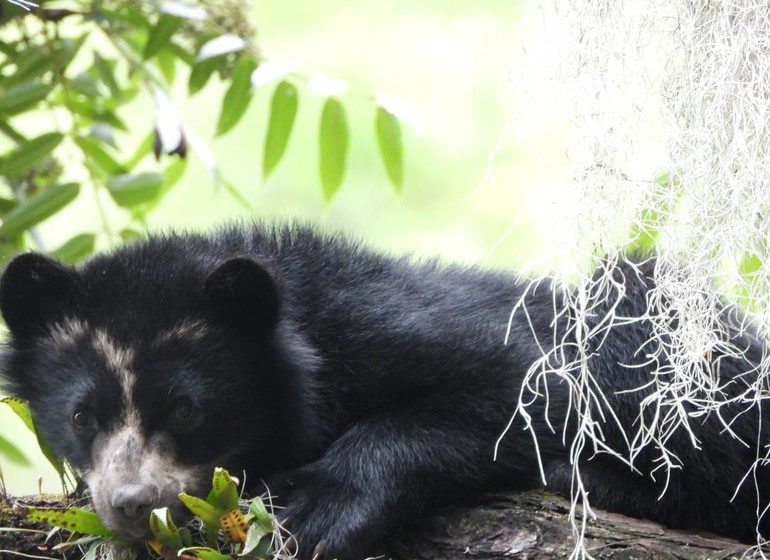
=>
[110,483,157,521]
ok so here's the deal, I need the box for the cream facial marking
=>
[47,317,88,349]
[153,318,210,346]
[83,329,204,539]
[91,329,138,424]
[85,425,201,539]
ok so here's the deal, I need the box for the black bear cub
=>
[0,223,768,559]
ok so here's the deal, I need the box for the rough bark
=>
[1,491,753,559]
[387,491,751,560]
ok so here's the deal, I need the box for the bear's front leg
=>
[267,412,504,560]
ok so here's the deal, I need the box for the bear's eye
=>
[171,399,196,423]
[72,407,96,432]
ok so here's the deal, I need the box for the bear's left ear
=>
[203,257,281,335]
[0,253,76,338]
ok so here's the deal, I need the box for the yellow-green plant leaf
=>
[50,233,96,263]
[319,97,349,202]
[1,397,34,432]
[0,182,79,238]
[0,80,54,114]
[179,491,220,546]
[247,496,274,535]
[216,56,257,137]
[0,132,64,178]
[242,522,271,556]
[208,468,240,512]
[240,526,273,558]
[1,397,66,477]
[177,547,233,560]
[263,80,298,180]
[107,172,164,207]
[21,505,115,537]
[149,507,183,550]
[0,433,29,466]
[375,106,403,192]
[179,492,222,527]
[144,13,182,60]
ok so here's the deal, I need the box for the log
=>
[1,492,752,559]
[387,491,750,560]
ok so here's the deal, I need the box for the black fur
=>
[0,223,768,558]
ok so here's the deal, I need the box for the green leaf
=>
[246,496,274,535]
[208,468,240,512]
[179,493,222,527]
[22,506,115,537]
[69,74,102,98]
[375,106,404,192]
[155,47,178,85]
[0,132,64,178]
[67,97,128,131]
[179,491,220,547]
[0,196,18,214]
[188,57,219,95]
[126,132,154,169]
[263,80,298,180]
[144,13,182,60]
[0,80,55,115]
[0,182,79,238]
[1,397,66,477]
[50,234,96,263]
[6,50,54,87]
[107,172,164,207]
[76,137,127,179]
[216,56,257,137]
[1,397,35,433]
[120,229,143,243]
[242,522,270,556]
[93,54,121,99]
[739,252,763,277]
[319,97,349,202]
[149,507,183,550]
[0,433,30,466]
[177,547,233,560]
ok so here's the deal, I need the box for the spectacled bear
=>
[0,224,767,559]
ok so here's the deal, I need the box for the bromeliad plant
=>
[148,468,279,560]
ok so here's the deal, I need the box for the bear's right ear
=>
[0,253,75,338]
[203,257,281,335]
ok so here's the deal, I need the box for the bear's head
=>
[0,244,316,540]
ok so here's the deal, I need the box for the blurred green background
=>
[1,1,570,494]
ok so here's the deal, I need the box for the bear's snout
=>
[110,483,158,521]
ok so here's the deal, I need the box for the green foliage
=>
[262,80,298,179]
[319,97,350,201]
[1,397,67,483]
[0,0,413,266]
[19,504,116,537]
[375,106,404,192]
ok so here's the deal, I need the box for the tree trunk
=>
[1,492,752,559]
